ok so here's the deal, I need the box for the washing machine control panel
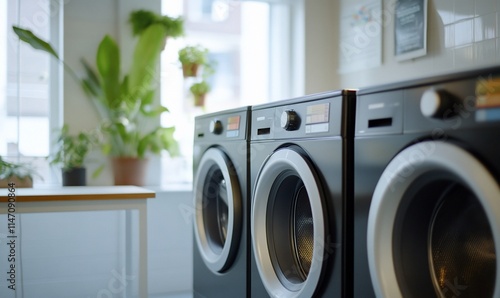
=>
[356,74,492,136]
[194,107,249,141]
[280,110,300,131]
[252,96,344,140]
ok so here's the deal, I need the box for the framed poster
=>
[394,0,427,61]
[338,0,382,73]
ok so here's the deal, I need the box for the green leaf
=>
[129,10,184,38]
[96,35,121,110]
[129,24,167,100]
[80,58,102,98]
[141,105,168,117]
[135,126,178,158]
[139,90,169,117]
[137,135,150,158]
[120,75,130,101]
[140,89,155,106]
[12,26,59,59]
[129,10,158,36]
[159,127,179,157]
[91,164,105,179]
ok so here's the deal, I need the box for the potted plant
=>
[0,156,40,188]
[178,45,211,77]
[48,125,99,186]
[190,80,211,107]
[13,9,182,186]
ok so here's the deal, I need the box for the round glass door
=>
[367,141,500,298]
[194,147,242,273]
[252,147,327,298]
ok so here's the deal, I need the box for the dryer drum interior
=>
[367,141,500,298]
[252,148,326,297]
[393,175,496,298]
[203,166,229,253]
[194,147,242,273]
[267,171,314,287]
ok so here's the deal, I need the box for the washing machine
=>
[192,107,250,297]
[354,67,500,298]
[250,90,356,297]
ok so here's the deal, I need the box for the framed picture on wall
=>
[394,0,427,61]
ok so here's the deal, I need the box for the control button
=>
[420,89,459,119]
[209,119,223,134]
[280,110,300,130]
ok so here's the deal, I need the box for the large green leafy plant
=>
[13,10,183,159]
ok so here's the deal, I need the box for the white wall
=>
[63,0,118,185]
[303,0,341,94]
[63,0,117,134]
[147,190,193,296]
[338,0,500,89]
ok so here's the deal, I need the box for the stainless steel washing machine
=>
[354,67,500,298]
[193,107,250,297]
[250,90,356,298]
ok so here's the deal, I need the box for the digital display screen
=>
[476,77,500,108]
[306,103,330,124]
[305,103,330,133]
[476,77,500,122]
[227,115,240,131]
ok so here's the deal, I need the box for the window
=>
[1,0,301,187]
[1,0,62,185]
[160,0,299,184]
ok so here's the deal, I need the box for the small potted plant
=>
[178,45,210,77]
[190,80,211,107]
[48,125,99,186]
[0,156,40,188]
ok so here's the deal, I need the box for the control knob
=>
[209,119,223,134]
[420,89,460,119]
[280,110,300,130]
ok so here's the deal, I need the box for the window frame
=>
[1,0,63,185]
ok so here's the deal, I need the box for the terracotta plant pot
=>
[194,93,206,107]
[111,157,148,186]
[0,176,33,188]
[182,63,199,78]
[62,167,86,186]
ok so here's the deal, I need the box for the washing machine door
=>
[367,141,500,298]
[252,147,327,298]
[193,147,242,273]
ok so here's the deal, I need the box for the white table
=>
[0,185,155,298]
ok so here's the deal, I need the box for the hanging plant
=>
[189,80,211,107]
[178,45,210,77]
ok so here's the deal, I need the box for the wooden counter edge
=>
[0,186,156,202]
